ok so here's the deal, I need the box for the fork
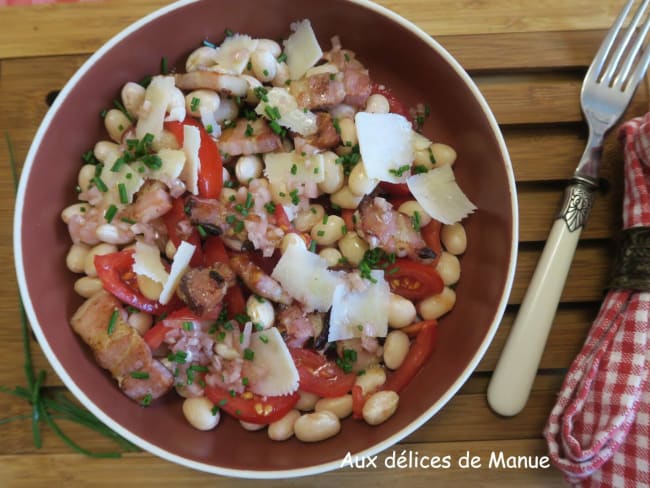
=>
[487,0,650,417]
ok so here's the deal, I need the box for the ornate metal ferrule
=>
[609,227,650,291]
[557,176,599,232]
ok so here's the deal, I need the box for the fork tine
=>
[614,11,650,87]
[621,39,650,93]
[601,0,650,85]
[589,0,636,79]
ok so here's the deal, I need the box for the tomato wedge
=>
[143,307,211,349]
[351,385,366,420]
[383,320,437,393]
[205,385,299,424]
[203,235,229,264]
[165,118,223,199]
[421,219,443,267]
[385,259,444,300]
[94,250,170,315]
[162,196,204,267]
[290,348,357,398]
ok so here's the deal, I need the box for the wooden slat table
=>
[0,1,646,486]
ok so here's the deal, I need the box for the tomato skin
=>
[371,83,412,122]
[351,385,366,420]
[94,250,170,315]
[290,348,357,398]
[143,322,170,349]
[341,209,355,232]
[162,196,204,267]
[203,236,229,265]
[385,259,444,300]
[421,220,443,267]
[164,118,223,199]
[204,385,299,424]
[379,181,411,197]
[383,320,437,393]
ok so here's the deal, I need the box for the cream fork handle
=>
[487,178,596,417]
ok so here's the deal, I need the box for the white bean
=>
[156,129,181,150]
[235,155,263,184]
[441,223,467,255]
[185,89,220,117]
[165,240,177,260]
[365,94,390,114]
[319,247,343,267]
[257,38,282,57]
[337,232,368,266]
[296,390,320,411]
[383,331,410,370]
[431,143,457,166]
[103,109,132,143]
[96,223,133,245]
[246,294,275,330]
[271,62,290,87]
[398,200,432,228]
[338,118,357,147]
[354,367,386,395]
[330,186,363,210]
[294,204,325,233]
[269,181,293,206]
[84,243,117,277]
[315,395,353,419]
[317,151,344,194]
[413,147,437,170]
[73,276,103,298]
[66,243,90,273]
[121,82,146,118]
[215,343,240,361]
[239,420,266,431]
[251,49,278,83]
[127,311,153,336]
[280,233,307,255]
[268,409,300,441]
[61,203,88,224]
[136,273,163,301]
[220,187,238,205]
[182,397,220,431]
[387,293,417,329]
[214,97,239,124]
[418,287,456,320]
[362,390,399,426]
[311,215,346,246]
[348,162,378,196]
[185,46,217,72]
[338,339,381,373]
[77,164,96,193]
[93,141,121,165]
[294,411,340,442]
[412,131,433,151]
[436,251,461,286]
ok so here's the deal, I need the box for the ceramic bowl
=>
[14,0,517,478]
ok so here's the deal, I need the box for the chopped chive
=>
[113,99,134,123]
[118,183,128,204]
[317,230,325,237]
[277,52,287,63]
[218,399,228,407]
[224,28,234,37]
[107,309,119,335]
[413,164,428,174]
[229,389,236,397]
[290,164,298,175]
[263,69,269,76]
[242,377,249,386]
[244,192,254,209]
[388,164,411,178]
[141,394,152,407]
[203,39,216,48]
[190,97,200,112]
[322,215,329,225]
[341,225,348,235]
[234,220,244,233]
[258,335,269,344]
[387,266,400,275]
[160,56,168,75]
[92,176,108,193]
[243,348,255,360]
[130,371,150,380]
[309,240,317,253]
[182,321,193,331]
[197,225,207,238]
[289,189,299,205]
[244,124,254,137]
[254,323,264,331]
[264,202,276,214]
[104,205,118,223]
[411,211,421,231]
[332,118,341,135]
[211,405,219,415]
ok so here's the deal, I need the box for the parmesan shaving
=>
[133,241,168,284]
[245,327,300,397]
[407,164,477,224]
[213,34,258,74]
[283,19,323,80]
[271,243,343,312]
[355,112,414,183]
[181,125,201,195]
[158,241,196,305]
[327,270,390,342]
[136,75,176,143]
[255,87,318,136]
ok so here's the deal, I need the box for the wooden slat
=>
[442,30,605,71]
[510,243,612,305]
[0,0,627,60]
[0,440,564,486]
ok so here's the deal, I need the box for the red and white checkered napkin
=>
[544,113,650,487]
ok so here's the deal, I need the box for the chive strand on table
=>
[1,133,139,457]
